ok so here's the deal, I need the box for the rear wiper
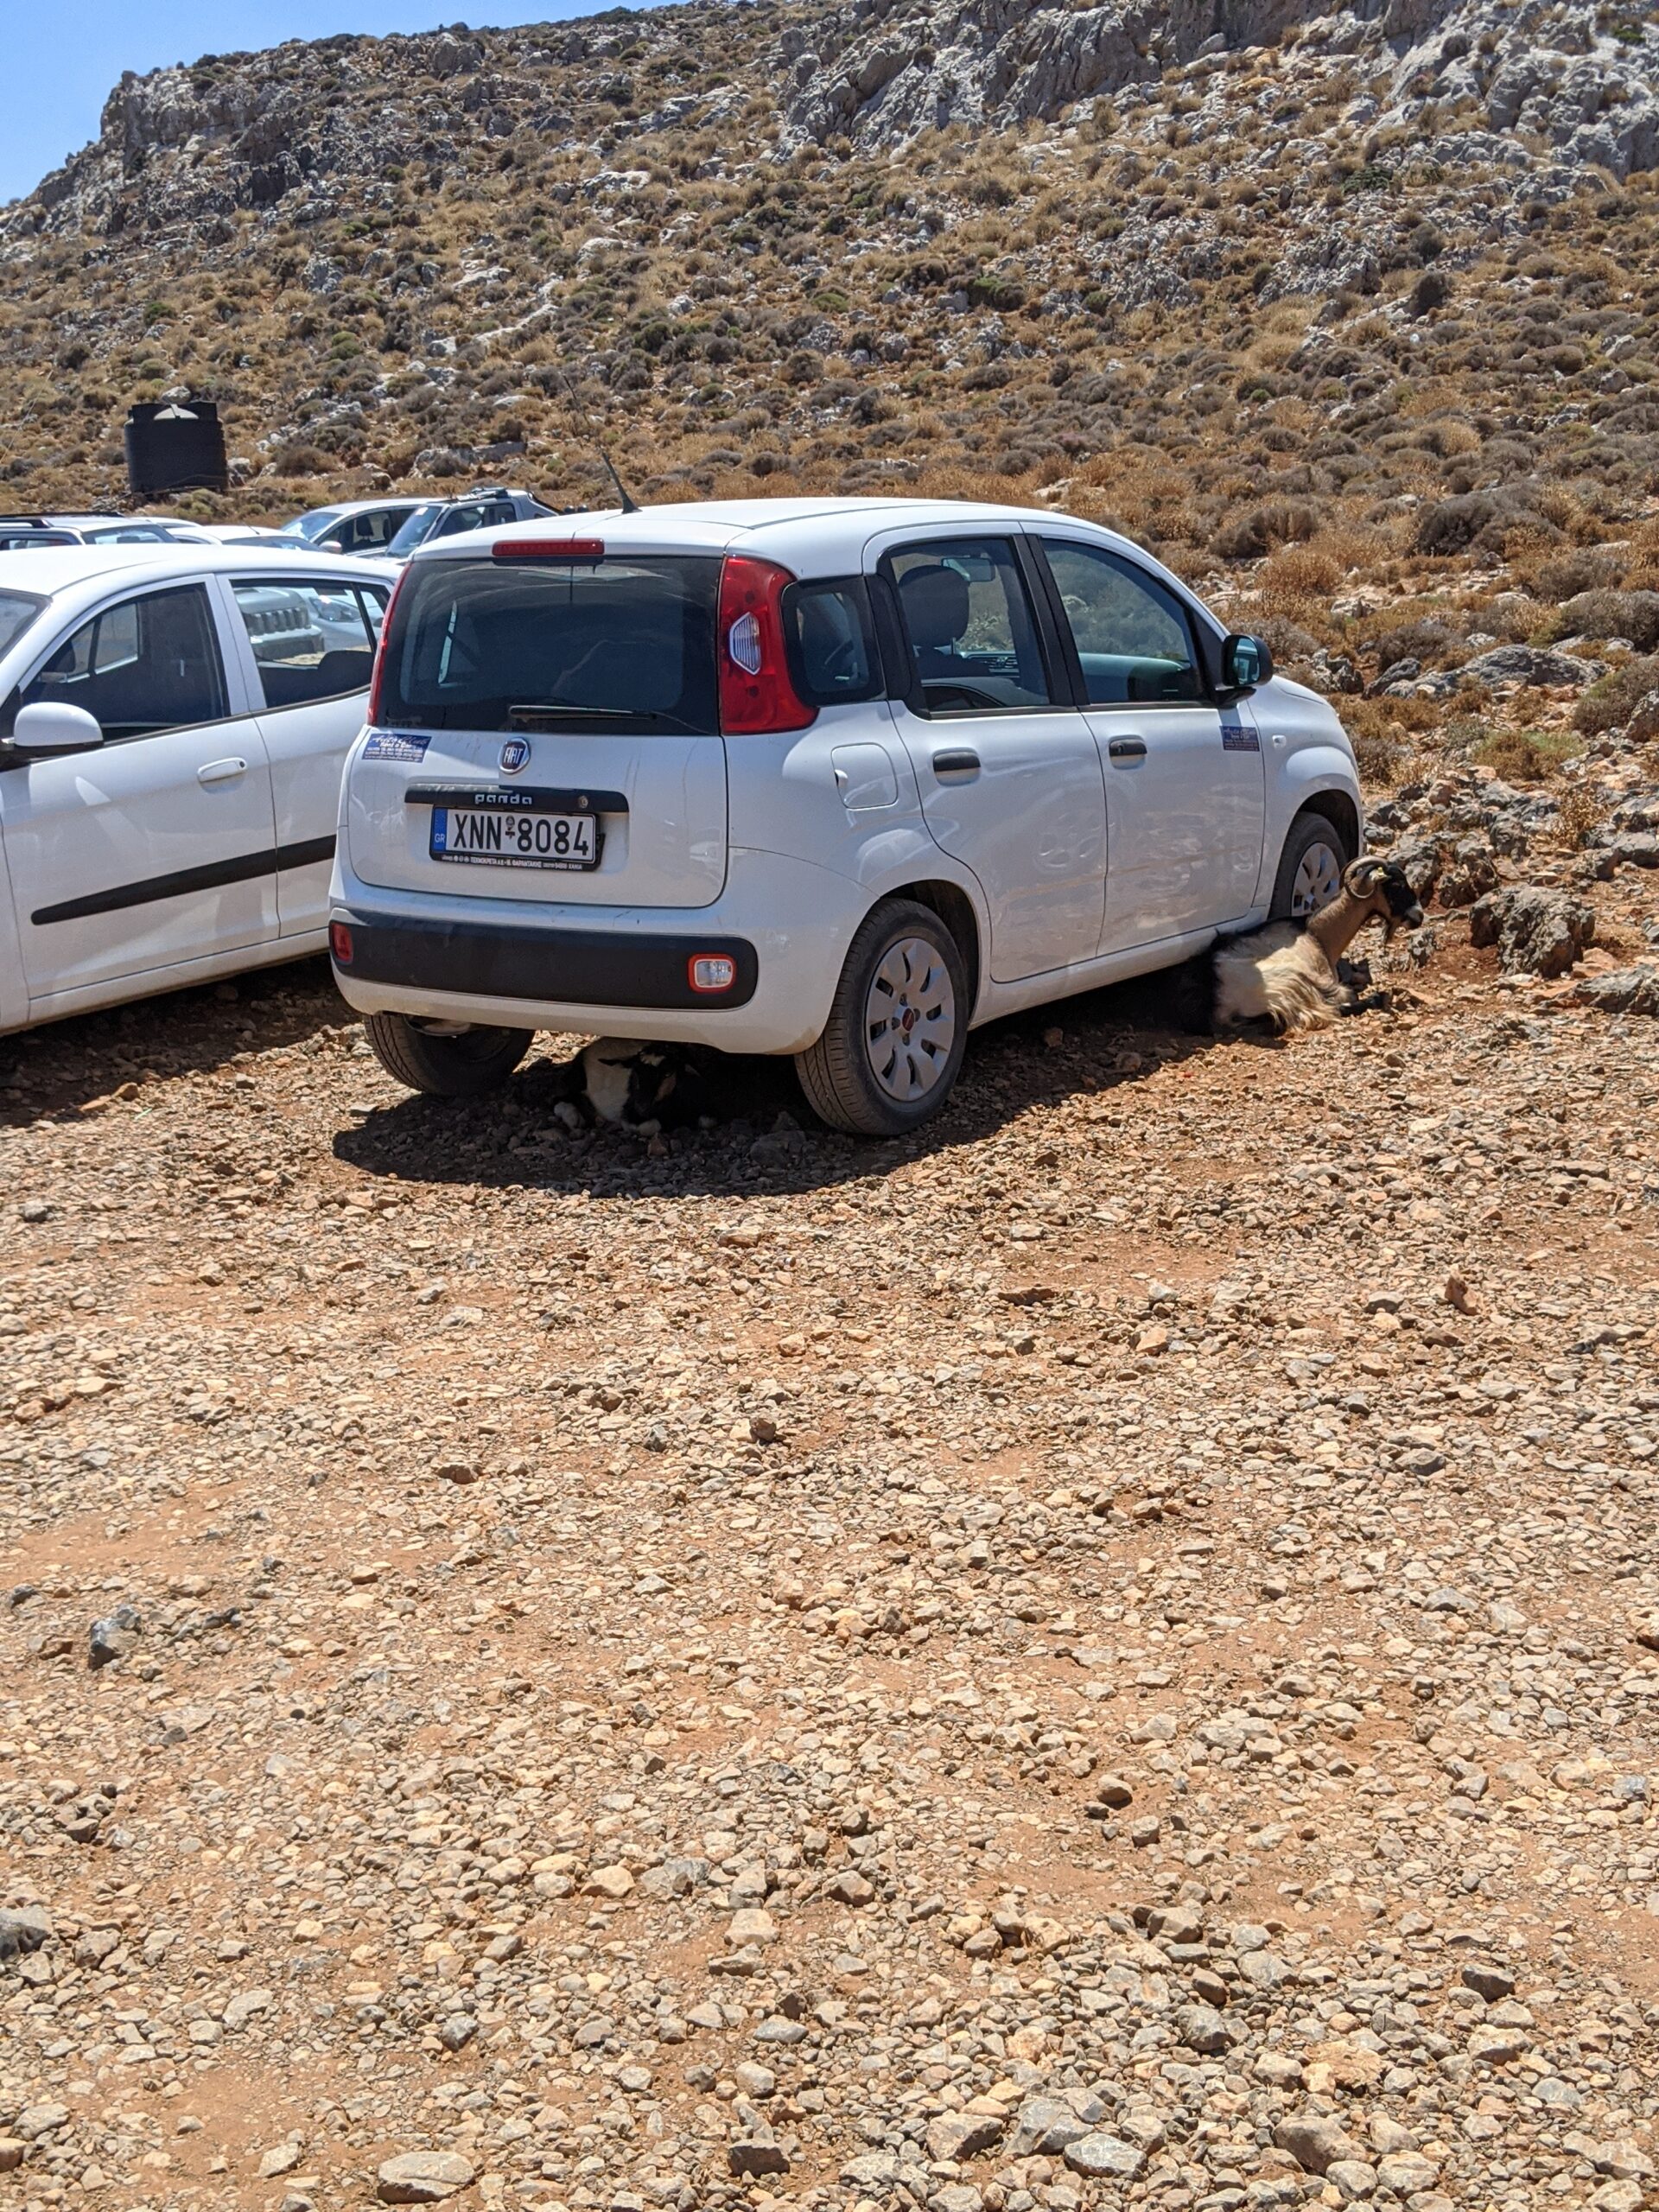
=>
[509,701,632,723]
[506,701,697,733]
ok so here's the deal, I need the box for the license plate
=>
[430,806,599,870]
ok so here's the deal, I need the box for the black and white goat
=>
[1209,856,1424,1033]
[544,1038,717,1135]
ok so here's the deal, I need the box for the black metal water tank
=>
[124,401,228,499]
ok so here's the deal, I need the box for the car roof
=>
[298,497,424,520]
[410,494,1171,584]
[0,543,401,594]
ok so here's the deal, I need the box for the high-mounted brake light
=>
[717,556,815,734]
[365,564,410,728]
[493,537,606,561]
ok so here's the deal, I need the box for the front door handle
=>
[932,748,980,776]
[1107,735,1147,760]
[197,757,249,785]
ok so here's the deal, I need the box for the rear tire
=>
[364,1012,532,1097]
[795,898,969,1135]
[1270,810,1351,921]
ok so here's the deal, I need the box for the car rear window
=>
[377,556,721,734]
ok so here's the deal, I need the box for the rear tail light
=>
[688,954,737,994]
[365,565,410,728]
[329,921,354,967]
[718,556,816,734]
[493,538,606,561]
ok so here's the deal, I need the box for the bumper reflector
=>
[329,921,354,966]
[688,953,737,994]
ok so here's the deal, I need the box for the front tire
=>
[1270,810,1351,921]
[796,899,969,1135]
[364,1012,532,1097]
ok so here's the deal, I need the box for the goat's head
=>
[1344,856,1424,938]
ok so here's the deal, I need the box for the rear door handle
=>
[932,748,980,776]
[197,757,249,785]
[1108,735,1147,760]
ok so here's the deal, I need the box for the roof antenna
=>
[553,365,639,514]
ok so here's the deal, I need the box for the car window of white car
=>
[231,579,385,710]
[886,538,1052,715]
[432,502,501,539]
[6,585,227,741]
[1039,541,1205,707]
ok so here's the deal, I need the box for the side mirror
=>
[12,701,105,753]
[1222,633,1273,692]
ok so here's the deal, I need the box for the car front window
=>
[0,588,47,659]
[386,505,442,557]
[11,585,227,741]
[1041,539,1204,706]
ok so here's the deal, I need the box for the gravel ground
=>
[3,910,1658,2212]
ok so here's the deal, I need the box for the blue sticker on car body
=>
[1220,721,1260,752]
[364,731,432,761]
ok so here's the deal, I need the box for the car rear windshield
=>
[377,556,721,734]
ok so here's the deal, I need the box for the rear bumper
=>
[327,846,861,1054]
[334,913,759,1009]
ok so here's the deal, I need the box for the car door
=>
[0,581,278,1002]
[225,573,389,938]
[1035,537,1265,952]
[876,531,1107,983]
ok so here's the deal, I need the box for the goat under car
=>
[1209,856,1424,1033]
[541,1038,718,1135]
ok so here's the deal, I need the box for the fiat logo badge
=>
[499,739,531,774]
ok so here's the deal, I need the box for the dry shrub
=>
[1528,546,1626,601]
[1549,588,1659,650]
[1473,728,1578,781]
[1256,541,1343,607]
[1365,615,1465,668]
[1313,523,1392,573]
[1470,588,1546,642]
[1338,697,1410,785]
[1212,498,1322,561]
[1352,724,1406,786]
[1556,785,1602,849]
[1574,654,1659,734]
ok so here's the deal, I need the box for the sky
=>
[1,0,683,206]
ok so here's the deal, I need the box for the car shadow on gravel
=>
[0,957,344,1124]
[331,967,1232,1199]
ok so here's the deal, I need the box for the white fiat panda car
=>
[329,498,1362,1134]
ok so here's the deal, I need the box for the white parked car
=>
[329,498,1363,1133]
[0,544,395,1035]
[280,498,428,555]
[0,513,217,552]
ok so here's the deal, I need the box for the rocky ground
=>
[3,818,1658,2212]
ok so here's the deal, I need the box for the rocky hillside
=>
[5,0,1659,798]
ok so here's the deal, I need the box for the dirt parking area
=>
[3,938,1658,2212]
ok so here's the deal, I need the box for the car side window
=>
[784,579,883,705]
[887,537,1052,715]
[14,585,227,741]
[1040,539,1205,707]
[232,579,380,710]
[435,503,494,539]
